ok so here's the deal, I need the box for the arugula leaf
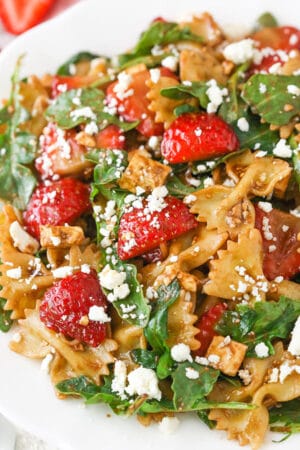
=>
[139,398,253,414]
[56,376,130,414]
[166,174,198,198]
[270,399,300,434]
[86,149,128,184]
[45,87,138,131]
[57,51,100,75]
[0,297,13,332]
[161,81,209,109]
[144,279,180,378]
[197,410,216,429]
[0,61,38,209]
[171,361,219,409]
[119,21,202,66]
[218,64,279,152]
[242,74,300,126]
[216,296,300,357]
[255,12,278,30]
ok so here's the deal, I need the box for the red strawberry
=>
[95,124,125,149]
[194,303,228,356]
[117,195,198,260]
[40,270,108,347]
[51,75,86,98]
[23,178,91,239]
[161,112,239,164]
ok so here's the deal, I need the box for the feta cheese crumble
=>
[237,117,249,132]
[171,343,192,362]
[273,139,293,158]
[255,342,269,358]
[126,367,162,400]
[88,305,111,323]
[288,316,300,356]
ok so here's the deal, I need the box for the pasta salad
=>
[0,10,300,449]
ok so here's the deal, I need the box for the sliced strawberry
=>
[161,112,239,164]
[35,123,89,179]
[95,125,125,149]
[106,69,163,137]
[23,178,91,239]
[117,195,198,260]
[250,53,285,75]
[194,302,228,356]
[40,270,108,347]
[0,0,55,35]
[251,26,300,51]
[255,205,300,280]
[51,75,89,98]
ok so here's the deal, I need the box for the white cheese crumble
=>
[70,107,96,121]
[259,83,267,94]
[126,367,162,400]
[273,139,293,158]
[161,55,178,71]
[254,342,269,358]
[52,266,74,278]
[113,72,133,100]
[149,68,161,84]
[98,265,126,290]
[258,201,273,213]
[238,369,252,385]
[6,266,22,279]
[9,221,39,254]
[81,264,91,274]
[237,117,249,132]
[223,39,260,64]
[88,305,111,323]
[185,367,200,379]
[111,360,127,399]
[287,84,300,96]
[206,79,228,113]
[158,417,180,435]
[288,316,300,356]
[171,343,192,362]
[84,121,98,135]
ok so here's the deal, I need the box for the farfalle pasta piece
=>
[147,76,196,128]
[167,286,200,351]
[11,306,118,383]
[204,229,268,302]
[179,12,223,46]
[179,47,227,84]
[268,279,300,301]
[187,185,255,239]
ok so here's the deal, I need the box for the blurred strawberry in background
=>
[0,0,79,36]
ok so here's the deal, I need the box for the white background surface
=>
[0,0,300,449]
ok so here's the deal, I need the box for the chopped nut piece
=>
[206,335,247,376]
[119,152,171,193]
[40,225,85,248]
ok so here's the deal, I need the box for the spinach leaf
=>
[255,12,278,30]
[56,376,130,414]
[86,149,128,184]
[0,297,13,332]
[218,64,279,152]
[216,296,300,357]
[171,361,219,409]
[57,51,100,75]
[131,349,157,369]
[119,21,202,66]
[269,399,300,434]
[242,74,300,126]
[0,61,38,209]
[139,398,253,414]
[45,87,138,131]
[161,81,209,109]
[144,279,180,378]
[166,174,198,198]
[197,410,216,429]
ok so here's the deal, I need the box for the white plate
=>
[0,1,299,449]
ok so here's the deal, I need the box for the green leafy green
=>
[0,297,13,332]
[0,60,38,208]
[120,53,171,70]
[131,349,157,369]
[144,279,180,378]
[56,376,130,414]
[119,21,202,66]
[269,399,300,434]
[166,174,199,197]
[45,87,138,131]
[174,103,198,117]
[197,410,216,429]
[216,296,300,357]
[161,81,209,109]
[219,64,279,152]
[57,51,100,75]
[242,74,300,126]
[86,149,128,184]
[139,398,253,414]
[0,106,11,125]
[255,12,278,30]
[172,361,219,409]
